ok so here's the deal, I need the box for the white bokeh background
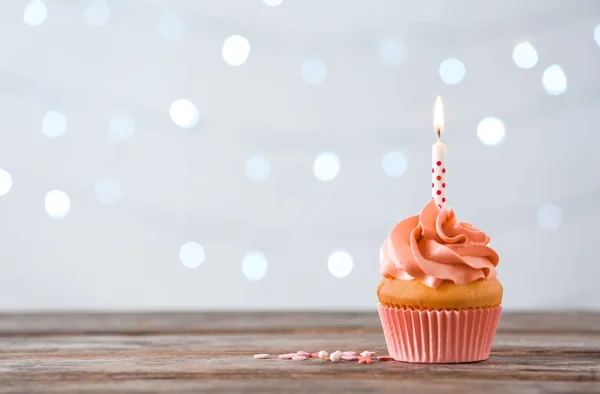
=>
[1,0,599,310]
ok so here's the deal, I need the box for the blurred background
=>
[0,0,598,311]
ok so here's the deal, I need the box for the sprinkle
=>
[378,356,394,361]
[330,352,341,362]
[360,351,370,357]
[292,355,307,361]
[253,354,269,359]
[278,353,295,359]
[296,351,311,357]
[358,356,374,364]
[342,351,356,356]
[310,352,319,358]
[318,350,329,359]
[333,350,342,354]
[342,355,358,361]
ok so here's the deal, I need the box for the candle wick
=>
[437,129,441,142]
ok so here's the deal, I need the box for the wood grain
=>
[0,312,598,393]
[0,311,598,335]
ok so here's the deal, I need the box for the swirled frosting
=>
[379,199,499,289]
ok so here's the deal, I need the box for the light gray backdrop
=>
[0,0,599,310]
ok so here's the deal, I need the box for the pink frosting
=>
[379,199,499,289]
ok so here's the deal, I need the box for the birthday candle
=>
[432,96,447,208]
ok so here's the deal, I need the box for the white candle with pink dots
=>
[432,96,447,208]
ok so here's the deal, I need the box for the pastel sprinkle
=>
[253,354,269,359]
[275,349,380,363]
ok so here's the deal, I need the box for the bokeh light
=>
[245,156,271,182]
[94,178,122,205]
[537,204,562,232]
[439,58,465,85]
[242,251,268,281]
[379,38,406,66]
[83,0,110,27]
[222,35,250,66]
[169,99,199,128]
[313,152,340,181]
[0,169,13,197]
[301,60,327,86]
[179,242,205,269]
[108,113,135,143]
[24,0,47,26]
[513,42,538,69]
[328,250,353,278]
[381,151,408,178]
[159,12,185,41]
[263,0,283,6]
[477,117,506,146]
[42,111,66,138]
[542,65,567,95]
[45,190,70,219]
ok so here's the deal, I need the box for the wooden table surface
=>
[0,311,599,393]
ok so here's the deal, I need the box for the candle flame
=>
[434,96,444,135]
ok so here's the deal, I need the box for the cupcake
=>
[377,199,502,363]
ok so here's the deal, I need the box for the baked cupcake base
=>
[378,304,502,363]
[377,277,503,310]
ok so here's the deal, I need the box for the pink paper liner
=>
[378,304,502,363]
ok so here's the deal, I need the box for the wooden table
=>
[0,312,598,393]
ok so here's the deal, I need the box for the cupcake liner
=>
[378,304,502,363]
